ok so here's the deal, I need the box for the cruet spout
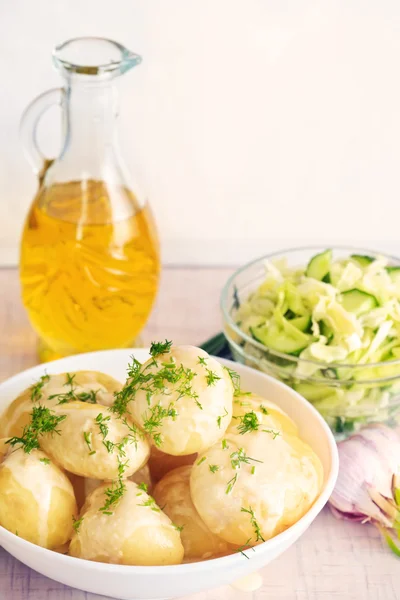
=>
[52,37,142,80]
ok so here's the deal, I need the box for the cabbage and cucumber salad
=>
[235,250,400,433]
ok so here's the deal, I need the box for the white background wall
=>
[1,0,400,266]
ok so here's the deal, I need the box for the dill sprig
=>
[99,477,127,515]
[226,473,238,494]
[30,374,50,402]
[217,407,229,428]
[83,431,96,455]
[209,464,219,473]
[221,439,229,450]
[72,516,83,532]
[205,369,221,387]
[198,356,207,366]
[235,411,280,439]
[223,367,241,395]
[139,495,160,512]
[48,373,99,405]
[260,405,269,415]
[241,506,265,542]
[111,358,143,417]
[230,448,263,469]
[235,538,255,559]
[6,405,66,453]
[142,402,178,447]
[150,340,173,357]
[39,457,50,465]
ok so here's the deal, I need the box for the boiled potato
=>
[154,466,232,559]
[232,392,298,436]
[129,346,233,455]
[0,448,77,549]
[40,402,149,479]
[190,426,323,546]
[148,445,196,483]
[0,371,122,438]
[69,480,184,565]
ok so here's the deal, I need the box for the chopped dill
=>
[83,431,96,455]
[235,411,280,439]
[197,356,207,366]
[230,448,263,470]
[217,407,229,428]
[30,373,50,402]
[221,439,229,450]
[241,506,265,542]
[6,406,66,454]
[205,369,221,387]
[72,516,83,533]
[150,340,173,357]
[209,464,219,473]
[47,372,99,405]
[226,473,238,494]
[197,456,207,466]
[223,366,241,396]
[235,538,255,559]
[139,496,160,512]
[39,457,50,465]
[99,477,127,515]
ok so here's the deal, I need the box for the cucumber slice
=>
[290,315,312,333]
[306,249,332,281]
[340,289,378,316]
[386,266,400,285]
[294,382,336,402]
[351,254,375,267]
[250,323,312,355]
[319,320,334,341]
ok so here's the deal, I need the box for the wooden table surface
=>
[0,267,399,600]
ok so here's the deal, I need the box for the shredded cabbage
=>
[235,251,400,433]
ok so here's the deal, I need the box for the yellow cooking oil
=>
[20,180,160,362]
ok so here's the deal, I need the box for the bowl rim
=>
[221,244,400,374]
[0,348,339,575]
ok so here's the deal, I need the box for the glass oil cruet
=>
[19,38,160,362]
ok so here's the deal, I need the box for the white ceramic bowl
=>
[0,349,338,600]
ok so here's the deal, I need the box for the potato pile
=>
[0,342,323,565]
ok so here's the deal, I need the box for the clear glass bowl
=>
[221,246,400,436]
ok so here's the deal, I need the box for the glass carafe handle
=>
[20,88,64,175]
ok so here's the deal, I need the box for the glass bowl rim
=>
[220,244,400,371]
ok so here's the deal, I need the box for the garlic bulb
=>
[329,424,400,555]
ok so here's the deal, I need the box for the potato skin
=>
[40,402,149,480]
[69,481,184,565]
[0,448,77,549]
[130,346,233,455]
[148,446,196,483]
[190,427,323,546]
[0,371,122,439]
[154,466,232,560]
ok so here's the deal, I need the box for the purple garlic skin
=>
[329,424,400,527]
